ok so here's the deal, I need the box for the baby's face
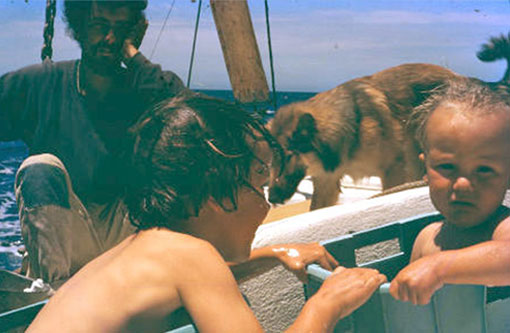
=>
[424,103,510,228]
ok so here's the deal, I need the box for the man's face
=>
[80,4,135,73]
[424,103,510,228]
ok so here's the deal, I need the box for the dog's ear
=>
[288,113,317,153]
[288,113,340,171]
[302,114,340,171]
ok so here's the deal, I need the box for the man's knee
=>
[15,154,71,209]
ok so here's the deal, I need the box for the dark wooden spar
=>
[210,0,270,105]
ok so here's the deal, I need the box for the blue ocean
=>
[0,89,316,271]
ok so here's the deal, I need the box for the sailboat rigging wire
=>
[186,0,203,88]
[149,0,176,60]
[264,0,277,112]
[41,0,56,62]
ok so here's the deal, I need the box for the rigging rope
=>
[186,0,203,88]
[149,0,176,60]
[41,0,56,62]
[264,0,277,112]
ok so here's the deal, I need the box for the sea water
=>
[0,89,316,271]
[0,141,28,270]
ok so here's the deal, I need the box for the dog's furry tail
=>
[477,33,510,85]
[477,33,510,62]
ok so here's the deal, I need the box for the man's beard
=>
[82,43,123,75]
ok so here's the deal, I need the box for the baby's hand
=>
[389,254,444,305]
[271,243,339,283]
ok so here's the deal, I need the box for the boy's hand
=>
[270,243,339,283]
[307,267,386,326]
[389,254,444,305]
[123,18,148,60]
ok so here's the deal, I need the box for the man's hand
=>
[123,18,148,60]
[389,254,444,305]
[270,243,339,283]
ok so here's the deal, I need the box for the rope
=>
[41,0,56,62]
[186,0,203,88]
[369,180,428,199]
[264,0,277,112]
[149,0,176,60]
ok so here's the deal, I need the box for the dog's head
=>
[267,104,339,205]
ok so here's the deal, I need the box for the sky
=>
[0,0,509,92]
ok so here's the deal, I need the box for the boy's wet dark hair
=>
[412,78,510,152]
[125,93,282,231]
[63,0,147,42]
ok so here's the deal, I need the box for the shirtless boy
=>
[390,79,510,305]
[27,95,386,332]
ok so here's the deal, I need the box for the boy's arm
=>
[287,267,386,332]
[390,240,510,305]
[177,240,384,332]
[229,243,339,283]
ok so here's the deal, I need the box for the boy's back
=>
[27,229,260,332]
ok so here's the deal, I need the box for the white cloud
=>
[308,8,509,26]
[1,1,508,91]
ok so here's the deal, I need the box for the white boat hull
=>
[242,186,510,332]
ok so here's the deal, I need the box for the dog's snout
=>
[268,186,285,204]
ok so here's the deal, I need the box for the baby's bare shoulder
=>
[492,212,510,241]
[416,222,443,244]
[410,222,443,261]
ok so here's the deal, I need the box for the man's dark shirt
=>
[0,53,186,204]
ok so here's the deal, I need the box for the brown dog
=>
[268,63,459,210]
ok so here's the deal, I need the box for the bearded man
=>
[0,0,186,285]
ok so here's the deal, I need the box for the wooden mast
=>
[210,0,270,104]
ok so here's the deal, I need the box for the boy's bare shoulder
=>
[26,231,224,333]
[410,222,443,261]
[134,231,260,332]
[134,229,225,269]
